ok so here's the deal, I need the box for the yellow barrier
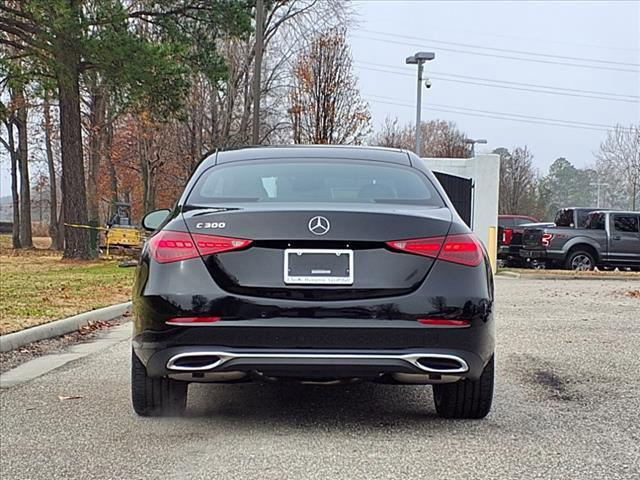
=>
[487,226,497,273]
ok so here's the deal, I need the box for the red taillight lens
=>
[147,231,252,264]
[166,316,221,326]
[417,318,471,327]
[386,236,445,259]
[502,228,513,245]
[386,233,483,267]
[192,233,252,256]
[541,233,553,247]
[440,234,483,266]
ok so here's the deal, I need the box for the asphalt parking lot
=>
[1,277,639,480]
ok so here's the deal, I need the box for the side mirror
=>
[142,209,171,231]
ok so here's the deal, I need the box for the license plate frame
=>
[284,249,354,285]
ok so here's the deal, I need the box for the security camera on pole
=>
[406,52,435,157]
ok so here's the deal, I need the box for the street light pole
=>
[406,52,435,158]
[251,0,264,145]
[415,61,424,156]
[590,181,609,208]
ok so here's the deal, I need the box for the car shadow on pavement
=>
[181,381,469,430]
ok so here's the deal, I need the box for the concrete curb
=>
[0,302,132,353]
[495,272,640,281]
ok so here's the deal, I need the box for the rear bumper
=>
[132,252,495,382]
[519,249,564,261]
[133,318,494,381]
[144,346,485,381]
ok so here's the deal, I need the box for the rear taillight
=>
[541,233,553,247]
[502,228,513,245]
[386,233,483,267]
[386,237,444,258]
[147,230,252,264]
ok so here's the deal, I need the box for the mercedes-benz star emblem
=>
[308,216,330,236]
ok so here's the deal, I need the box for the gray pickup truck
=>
[520,210,640,270]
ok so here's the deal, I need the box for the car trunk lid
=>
[181,204,452,300]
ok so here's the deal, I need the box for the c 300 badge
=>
[195,222,226,229]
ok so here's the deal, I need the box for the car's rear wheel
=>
[432,356,494,419]
[131,350,188,417]
[565,250,595,271]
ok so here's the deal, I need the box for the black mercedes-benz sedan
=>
[132,146,495,418]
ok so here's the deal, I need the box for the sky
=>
[1,0,638,198]
[349,0,639,171]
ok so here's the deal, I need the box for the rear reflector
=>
[417,318,470,327]
[148,230,252,264]
[386,233,483,267]
[166,316,221,326]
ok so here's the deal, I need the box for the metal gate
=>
[433,171,473,227]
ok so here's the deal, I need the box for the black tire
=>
[131,349,188,417]
[433,356,494,419]
[564,250,595,271]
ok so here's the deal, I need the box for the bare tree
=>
[289,28,370,144]
[371,116,471,158]
[0,97,21,248]
[13,83,32,247]
[596,124,640,210]
[495,146,537,214]
[208,0,351,149]
[42,92,60,249]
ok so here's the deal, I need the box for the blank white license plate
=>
[284,249,353,285]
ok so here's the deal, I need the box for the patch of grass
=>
[0,235,134,335]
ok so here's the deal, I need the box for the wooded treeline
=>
[495,123,640,220]
[1,1,638,260]
[1,0,364,258]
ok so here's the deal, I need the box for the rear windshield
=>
[554,209,574,227]
[187,160,444,206]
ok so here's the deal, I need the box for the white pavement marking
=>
[0,322,131,388]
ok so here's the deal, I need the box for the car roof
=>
[206,145,412,166]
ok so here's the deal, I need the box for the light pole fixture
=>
[464,138,488,158]
[590,181,609,208]
[406,51,435,157]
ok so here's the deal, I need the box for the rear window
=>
[187,160,444,206]
[498,218,514,228]
[576,210,592,228]
[586,213,606,230]
[513,217,535,226]
[554,209,574,227]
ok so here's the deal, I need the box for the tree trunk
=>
[15,87,32,248]
[5,120,21,249]
[56,207,65,251]
[86,79,106,231]
[57,43,90,259]
[105,122,118,206]
[141,152,155,213]
[43,95,60,250]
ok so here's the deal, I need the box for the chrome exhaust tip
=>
[166,353,223,371]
